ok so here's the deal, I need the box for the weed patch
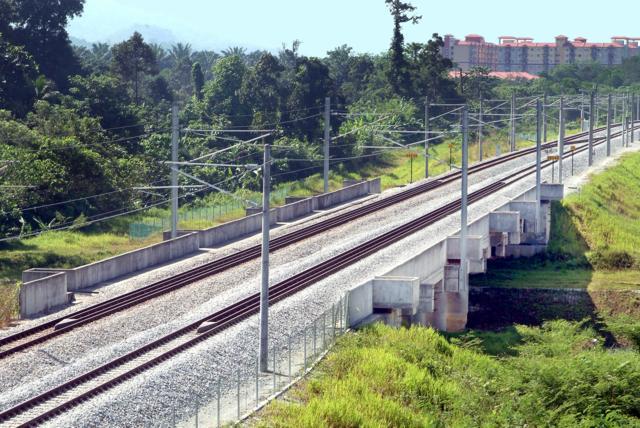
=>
[257,322,640,427]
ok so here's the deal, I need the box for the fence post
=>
[255,355,259,407]
[288,335,292,383]
[322,312,326,349]
[331,303,336,341]
[217,378,221,428]
[303,327,307,372]
[313,319,317,357]
[237,368,241,419]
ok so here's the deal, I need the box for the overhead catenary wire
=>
[0,168,251,242]
[2,130,170,154]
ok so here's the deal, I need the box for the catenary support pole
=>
[622,94,627,147]
[460,105,469,291]
[593,90,600,128]
[543,93,548,142]
[588,92,595,166]
[478,97,484,161]
[580,92,585,131]
[510,92,516,151]
[259,143,271,372]
[558,96,565,184]
[637,94,640,138]
[606,93,612,157]
[170,104,179,239]
[632,94,636,144]
[323,97,330,193]
[424,97,430,178]
[535,98,542,233]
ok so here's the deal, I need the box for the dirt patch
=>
[590,289,640,318]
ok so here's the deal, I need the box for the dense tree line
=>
[2,0,640,239]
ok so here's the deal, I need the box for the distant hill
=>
[70,24,270,52]
[105,24,178,47]
[70,36,91,48]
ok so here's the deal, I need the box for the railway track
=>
[0,126,618,361]
[0,123,634,427]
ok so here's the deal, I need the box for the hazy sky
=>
[69,0,640,55]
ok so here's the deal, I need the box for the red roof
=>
[489,71,540,80]
[448,71,540,81]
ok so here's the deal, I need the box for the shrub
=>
[589,249,636,270]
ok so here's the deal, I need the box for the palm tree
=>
[91,43,111,62]
[169,43,193,67]
[87,43,112,72]
[192,50,219,79]
[34,75,60,101]
[149,43,168,68]
[221,46,247,58]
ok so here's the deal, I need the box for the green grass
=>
[257,322,640,427]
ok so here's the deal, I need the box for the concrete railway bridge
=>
[0,119,638,427]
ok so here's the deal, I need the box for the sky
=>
[69,0,640,56]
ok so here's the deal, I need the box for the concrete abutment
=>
[348,182,564,333]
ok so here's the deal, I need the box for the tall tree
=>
[110,32,158,105]
[203,55,249,124]
[191,62,205,100]
[0,34,38,116]
[284,57,332,140]
[240,53,284,127]
[6,0,85,90]
[385,0,421,97]
[406,34,455,100]
[191,50,219,79]
[169,43,193,95]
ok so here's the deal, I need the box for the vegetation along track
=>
[0,125,621,361]
[0,123,634,427]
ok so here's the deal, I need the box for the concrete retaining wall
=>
[166,178,381,246]
[198,209,277,248]
[20,272,68,318]
[468,286,594,329]
[22,232,199,294]
[276,198,315,222]
[348,280,373,326]
[315,178,381,210]
[385,240,447,282]
[70,232,200,291]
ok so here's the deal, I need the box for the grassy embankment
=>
[0,125,576,325]
[471,150,640,334]
[253,142,640,427]
[256,322,640,427]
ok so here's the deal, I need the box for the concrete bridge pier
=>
[346,183,565,333]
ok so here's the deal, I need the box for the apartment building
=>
[443,34,640,73]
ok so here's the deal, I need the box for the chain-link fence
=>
[128,188,291,240]
[173,294,349,427]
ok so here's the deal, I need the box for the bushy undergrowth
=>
[0,284,18,327]
[258,322,640,427]
[564,153,640,270]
